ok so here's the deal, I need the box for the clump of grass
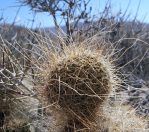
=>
[35,33,120,131]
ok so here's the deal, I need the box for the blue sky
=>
[0,0,149,28]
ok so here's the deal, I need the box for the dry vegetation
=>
[0,30,148,131]
[0,1,149,131]
[37,40,119,131]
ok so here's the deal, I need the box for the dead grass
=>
[35,33,121,131]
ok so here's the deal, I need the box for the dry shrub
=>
[0,44,32,131]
